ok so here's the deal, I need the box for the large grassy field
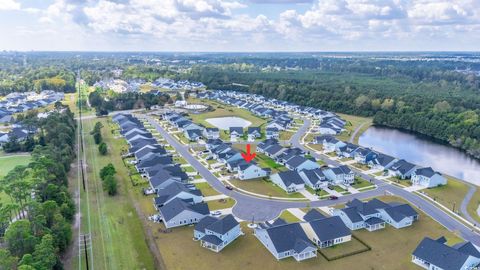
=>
[0,154,31,203]
[188,97,267,128]
[421,177,470,214]
[74,118,155,270]
[336,113,372,143]
[0,154,31,178]
[131,194,463,270]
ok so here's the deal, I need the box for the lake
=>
[359,126,480,186]
[206,117,252,130]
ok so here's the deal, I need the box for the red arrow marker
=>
[241,144,256,163]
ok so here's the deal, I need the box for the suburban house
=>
[266,127,279,139]
[388,159,417,179]
[299,168,328,190]
[203,128,220,140]
[377,203,419,229]
[247,127,262,142]
[411,167,447,188]
[229,127,244,141]
[302,209,326,222]
[257,139,279,153]
[276,148,305,164]
[270,170,305,193]
[264,144,286,158]
[333,198,419,231]
[336,143,360,158]
[153,182,203,208]
[301,216,352,248]
[237,162,269,180]
[412,237,480,270]
[254,219,317,261]
[194,214,242,252]
[158,198,210,229]
[266,120,288,131]
[184,128,203,141]
[318,122,342,135]
[285,156,320,171]
[313,135,346,153]
[368,153,397,171]
[323,165,355,185]
[354,148,378,164]
[333,198,390,231]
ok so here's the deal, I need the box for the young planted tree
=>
[103,174,118,196]
[98,142,108,155]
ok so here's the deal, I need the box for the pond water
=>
[359,126,480,186]
[206,117,252,130]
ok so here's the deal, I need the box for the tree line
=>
[184,65,480,159]
[0,106,76,269]
[88,88,172,115]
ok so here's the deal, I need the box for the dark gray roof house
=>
[303,209,326,222]
[229,127,244,135]
[412,237,480,270]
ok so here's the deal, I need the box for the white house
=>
[411,167,447,188]
[194,215,242,252]
[237,163,269,180]
[158,198,210,229]
[270,170,305,193]
[323,165,355,185]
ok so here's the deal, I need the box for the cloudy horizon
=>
[1,0,479,52]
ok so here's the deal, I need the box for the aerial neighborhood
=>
[102,85,480,270]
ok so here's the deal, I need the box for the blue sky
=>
[0,0,479,51]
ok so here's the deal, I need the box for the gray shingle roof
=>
[275,170,304,186]
[159,198,209,222]
[303,209,325,222]
[412,237,479,270]
[309,216,351,242]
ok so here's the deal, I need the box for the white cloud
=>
[1,0,480,51]
[0,0,20,10]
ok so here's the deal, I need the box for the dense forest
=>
[88,88,172,115]
[0,105,76,269]
[183,65,480,159]
[1,51,479,158]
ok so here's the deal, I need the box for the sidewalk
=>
[287,208,306,221]
[323,187,343,197]
[203,194,229,202]
[299,189,319,201]
[404,185,427,192]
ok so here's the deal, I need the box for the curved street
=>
[143,115,480,246]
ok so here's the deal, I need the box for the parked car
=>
[225,185,234,190]
[329,195,338,200]
[211,211,221,216]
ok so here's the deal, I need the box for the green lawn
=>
[135,195,464,270]
[207,197,236,210]
[278,210,301,223]
[188,97,267,128]
[195,182,221,197]
[279,131,294,140]
[335,113,373,143]
[332,185,347,193]
[230,179,306,199]
[352,178,375,189]
[0,154,31,178]
[421,177,470,215]
[73,118,155,270]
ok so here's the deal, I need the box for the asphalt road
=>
[144,114,480,245]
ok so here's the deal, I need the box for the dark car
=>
[225,185,234,190]
[329,195,339,200]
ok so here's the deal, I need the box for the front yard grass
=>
[352,178,375,189]
[137,194,464,270]
[195,182,221,196]
[207,197,236,210]
[278,210,301,223]
[279,130,294,141]
[0,154,31,178]
[421,177,470,215]
[231,178,306,199]
[351,162,370,171]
